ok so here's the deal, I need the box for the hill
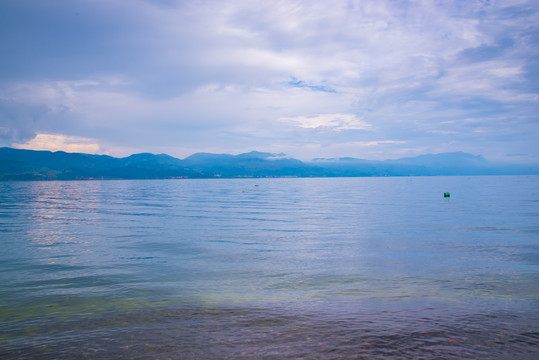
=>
[0,147,537,180]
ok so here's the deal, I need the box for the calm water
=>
[1,176,538,359]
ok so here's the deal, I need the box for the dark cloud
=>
[0,99,45,144]
[0,1,132,80]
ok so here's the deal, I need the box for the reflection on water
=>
[0,176,538,359]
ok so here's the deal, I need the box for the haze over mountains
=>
[0,147,537,181]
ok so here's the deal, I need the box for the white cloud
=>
[279,113,371,131]
[353,140,406,147]
[13,134,102,154]
[273,139,409,160]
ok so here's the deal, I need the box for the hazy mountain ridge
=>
[0,147,537,180]
[308,152,502,176]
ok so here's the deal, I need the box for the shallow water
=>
[1,176,538,359]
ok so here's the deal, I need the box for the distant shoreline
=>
[1,147,538,181]
[2,174,538,183]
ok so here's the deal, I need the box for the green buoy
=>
[444,192,450,198]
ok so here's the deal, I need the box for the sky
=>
[0,0,538,162]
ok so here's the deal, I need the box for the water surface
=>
[1,176,538,358]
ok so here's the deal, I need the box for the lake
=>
[1,176,538,359]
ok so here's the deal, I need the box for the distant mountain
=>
[0,147,537,181]
[0,147,200,180]
[182,151,317,178]
[309,152,539,176]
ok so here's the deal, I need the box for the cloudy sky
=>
[1,0,538,161]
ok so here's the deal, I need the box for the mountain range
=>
[0,147,537,181]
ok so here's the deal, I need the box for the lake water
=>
[1,176,538,359]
